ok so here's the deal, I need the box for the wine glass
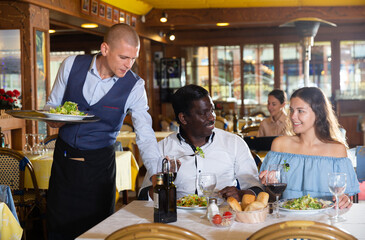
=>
[198,172,217,218]
[23,134,33,155]
[166,156,178,181]
[265,164,287,218]
[328,172,347,222]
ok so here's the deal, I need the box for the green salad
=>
[49,101,86,116]
[177,194,207,207]
[282,194,326,210]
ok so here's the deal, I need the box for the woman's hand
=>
[259,170,268,185]
[334,194,353,209]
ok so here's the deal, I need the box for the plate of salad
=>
[177,194,208,210]
[279,194,334,214]
[38,101,94,121]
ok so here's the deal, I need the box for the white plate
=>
[177,205,207,210]
[38,111,94,121]
[279,199,334,214]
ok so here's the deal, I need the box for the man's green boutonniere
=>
[195,147,205,158]
[283,160,290,172]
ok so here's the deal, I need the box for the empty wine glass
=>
[23,134,33,155]
[198,172,217,218]
[328,172,347,222]
[265,164,287,218]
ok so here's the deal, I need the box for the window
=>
[184,47,209,89]
[339,40,365,99]
[280,42,332,97]
[211,46,240,102]
[243,44,274,114]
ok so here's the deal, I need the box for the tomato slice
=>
[223,211,232,217]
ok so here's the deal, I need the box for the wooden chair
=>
[215,116,228,130]
[242,125,260,136]
[121,123,134,132]
[250,150,262,171]
[0,148,47,239]
[105,223,205,240]
[43,134,58,150]
[247,220,356,240]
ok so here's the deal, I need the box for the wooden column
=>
[0,1,50,146]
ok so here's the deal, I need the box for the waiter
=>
[44,23,160,240]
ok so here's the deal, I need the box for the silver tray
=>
[6,110,100,124]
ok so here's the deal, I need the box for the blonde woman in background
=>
[257,89,288,137]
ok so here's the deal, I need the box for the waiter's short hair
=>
[104,23,140,48]
[172,85,209,124]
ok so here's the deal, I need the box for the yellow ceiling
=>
[103,0,365,15]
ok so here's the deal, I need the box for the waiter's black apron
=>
[47,137,116,240]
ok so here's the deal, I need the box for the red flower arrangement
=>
[0,89,21,109]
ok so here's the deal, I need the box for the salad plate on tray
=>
[279,195,334,214]
[6,110,99,124]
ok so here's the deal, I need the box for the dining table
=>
[116,131,174,166]
[24,150,139,193]
[76,200,365,240]
[0,202,23,240]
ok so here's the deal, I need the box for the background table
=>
[0,202,23,240]
[76,201,365,240]
[24,151,138,193]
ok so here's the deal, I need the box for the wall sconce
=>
[168,32,175,41]
[160,12,168,23]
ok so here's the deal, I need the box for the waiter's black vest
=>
[59,55,138,150]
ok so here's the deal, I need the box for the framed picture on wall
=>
[106,5,112,21]
[131,16,136,27]
[113,8,119,23]
[126,13,130,25]
[119,11,125,23]
[99,2,105,18]
[81,0,90,14]
[91,0,98,16]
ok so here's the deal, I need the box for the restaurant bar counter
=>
[76,201,365,240]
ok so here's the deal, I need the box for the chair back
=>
[242,125,260,136]
[250,150,262,170]
[215,116,228,130]
[356,146,365,182]
[247,220,356,240]
[0,148,40,202]
[244,136,277,152]
[43,134,58,150]
[106,223,205,240]
[121,123,134,132]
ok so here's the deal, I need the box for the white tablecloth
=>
[76,201,365,240]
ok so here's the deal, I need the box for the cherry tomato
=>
[223,211,232,217]
[212,214,222,224]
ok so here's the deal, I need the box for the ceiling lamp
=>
[81,23,98,29]
[216,23,229,27]
[168,32,175,41]
[160,12,168,23]
[48,29,56,34]
[280,18,336,86]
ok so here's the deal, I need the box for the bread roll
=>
[241,194,256,210]
[227,197,242,212]
[256,192,269,207]
[244,201,265,211]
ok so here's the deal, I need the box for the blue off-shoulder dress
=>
[260,151,360,199]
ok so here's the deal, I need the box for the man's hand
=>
[46,121,65,128]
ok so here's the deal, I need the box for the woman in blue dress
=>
[259,87,359,209]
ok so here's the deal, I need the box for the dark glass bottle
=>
[233,112,238,133]
[166,172,177,223]
[0,127,5,148]
[153,173,168,223]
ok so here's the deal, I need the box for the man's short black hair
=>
[172,84,209,124]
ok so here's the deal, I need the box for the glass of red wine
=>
[265,164,287,218]
[159,156,178,181]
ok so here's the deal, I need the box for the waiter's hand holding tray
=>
[6,110,100,124]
